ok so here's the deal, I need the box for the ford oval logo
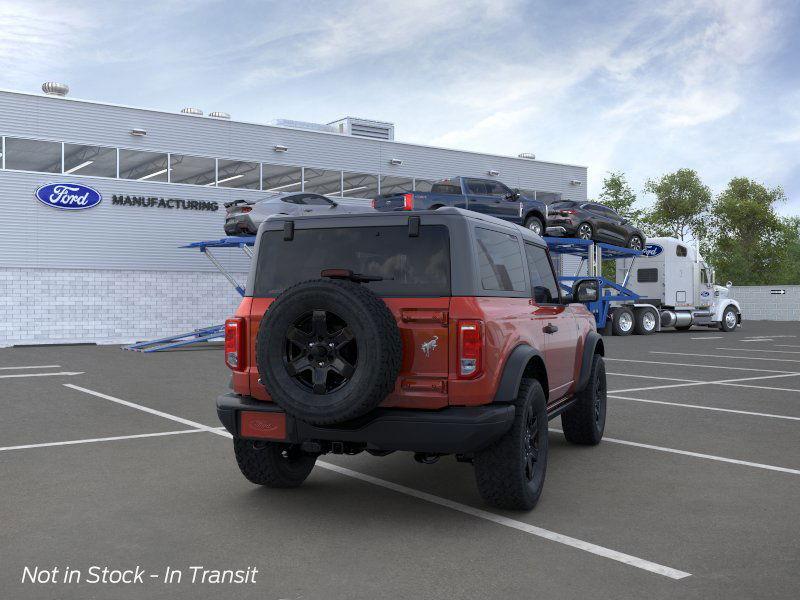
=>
[700,290,710,297]
[642,244,663,257]
[35,183,102,210]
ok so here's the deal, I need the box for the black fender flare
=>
[576,331,604,392]
[493,344,547,403]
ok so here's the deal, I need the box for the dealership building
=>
[0,85,587,347]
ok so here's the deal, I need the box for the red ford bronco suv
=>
[217,208,606,510]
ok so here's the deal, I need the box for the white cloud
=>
[0,1,90,83]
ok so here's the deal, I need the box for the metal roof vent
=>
[180,107,204,116]
[328,117,395,141]
[209,111,230,119]
[42,82,69,96]
[518,152,536,160]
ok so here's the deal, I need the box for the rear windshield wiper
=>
[321,269,384,284]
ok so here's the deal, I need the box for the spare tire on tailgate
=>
[256,279,402,425]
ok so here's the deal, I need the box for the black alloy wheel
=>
[523,409,540,482]
[284,309,357,395]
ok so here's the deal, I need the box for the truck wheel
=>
[561,354,606,445]
[233,438,316,488]
[473,379,548,510]
[611,307,634,336]
[633,308,657,335]
[256,278,402,425]
[524,216,544,236]
[719,306,738,332]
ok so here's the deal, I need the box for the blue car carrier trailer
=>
[544,237,660,336]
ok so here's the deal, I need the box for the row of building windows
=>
[0,136,560,201]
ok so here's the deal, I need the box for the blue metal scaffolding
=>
[544,237,642,329]
[124,236,256,352]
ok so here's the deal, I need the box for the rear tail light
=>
[458,320,483,379]
[402,193,414,210]
[225,318,245,371]
[371,198,377,209]
[560,209,577,215]
[240,207,252,213]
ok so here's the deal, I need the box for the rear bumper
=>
[217,393,515,454]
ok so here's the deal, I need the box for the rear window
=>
[254,225,450,297]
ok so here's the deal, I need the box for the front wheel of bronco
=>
[561,354,606,445]
[233,438,316,488]
[474,379,548,510]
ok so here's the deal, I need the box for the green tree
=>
[598,171,643,226]
[705,177,790,285]
[642,169,711,241]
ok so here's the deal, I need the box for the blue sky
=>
[2,0,799,213]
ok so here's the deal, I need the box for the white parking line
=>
[316,461,691,579]
[607,373,701,383]
[550,428,800,476]
[0,371,84,379]
[0,365,61,370]
[609,395,800,422]
[716,348,800,354]
[606,358,797,374]
[776,344,800,349]
[690,336,723,340]
[609,372,800,394]
[64,384,226,434]
[650,351,800,364]
[63,383,690,580]
[0,429,203,452]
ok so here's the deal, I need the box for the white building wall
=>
[0,88,590,346]
[729,286,800,322]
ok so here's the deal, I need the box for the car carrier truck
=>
[610,236,742,335]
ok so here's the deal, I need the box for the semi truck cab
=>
[615,237,741,332]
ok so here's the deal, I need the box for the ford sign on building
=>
[35,183,102,210]
[0,86,587,346]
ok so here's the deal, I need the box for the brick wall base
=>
[0,268,245,347]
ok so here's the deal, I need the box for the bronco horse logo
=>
[420,336,438,357]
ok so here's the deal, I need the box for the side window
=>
[466,179,489,195]
[676,245,688,257]
[475,228,526,292]
[637,268,658,283]
[485,181,512,197]
[524,244,561,304]
[700,268,710,284]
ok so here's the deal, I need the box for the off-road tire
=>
[256,278,402,425]
[561,354,606,445]
[719,306,738,332]
[611,307,634,336]
[633,307,657,335]
[524,216,545,236]
[473,379,548,510]
[233,438,316,488]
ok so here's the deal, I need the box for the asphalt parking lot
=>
[2,321,799,599]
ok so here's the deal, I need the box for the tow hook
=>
[414,452,440,465]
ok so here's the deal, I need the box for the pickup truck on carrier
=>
[217,207,606,510]
[372,176,549,236]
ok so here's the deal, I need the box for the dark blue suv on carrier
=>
[372,176,548,235]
